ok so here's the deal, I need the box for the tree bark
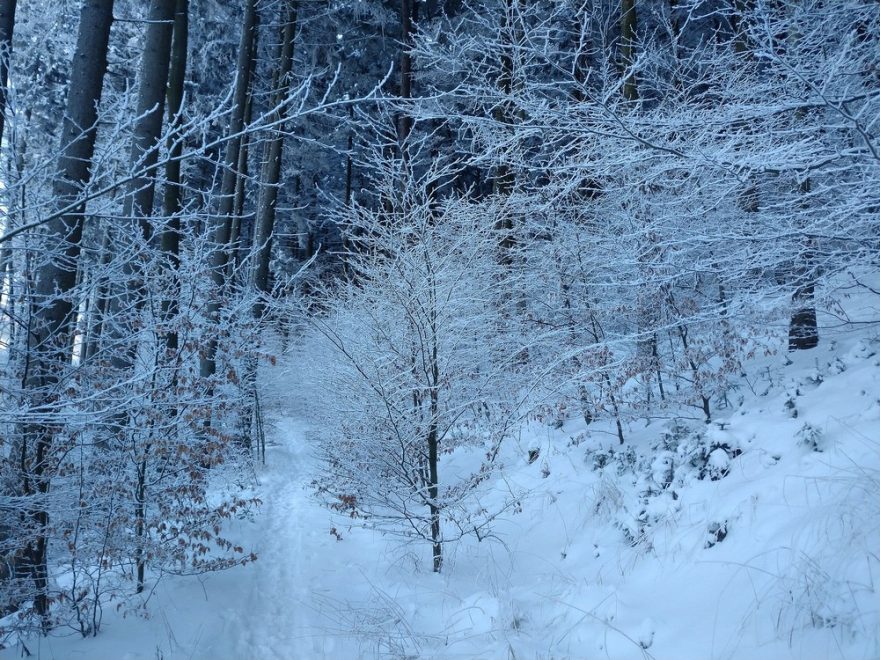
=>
[427,332,441,572]
[198,0,258,383]
[160,0,189,355]
[250,0,297,318]
[398,0,413,150]
[621,0,638,102]
[0,0,17,143]
[101,0,176,594]
[227,78,256,284]
[122,0,176,233]
[105,0,175,369]
[789,178,818,350]
[493,0,523,285]
[22,0,115,627]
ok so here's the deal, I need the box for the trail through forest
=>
[200,418,349,659]
[4,325,879,660]
[214,420,314,658]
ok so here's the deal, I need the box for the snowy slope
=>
[3,323,879,659]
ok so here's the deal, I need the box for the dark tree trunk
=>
[250,0,297,317]
[22,0,115,627]
[427,365,442,571]
[493,0,523,284]
[732,0,754,55]
[227,79,255,284]
[789,291,818,350]
[789,192,818,352]
[101,0,176,593]
[122,0,176,232]
[228,15,261,284]
[160,0,189,355]
[236,1,297,450]
[0,0,16,143]
[198,0,258,383]
[398,0,413,150]
[105,0,175,370]
[621,0,638,102]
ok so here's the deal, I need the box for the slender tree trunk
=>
[620,0,638,102]
[0,97,24,327]
[160,0,189,356]
[239,4,298,448]
[783,15,818,350]
[102,0,176,593]
[789,178,818,350]
[105,0,175,371]
[22,0,115,627]
[0,0,15,323]
[732,0,754,56]
[227,11,259,285]
[198,0,258,384]
[341,104,356,279]
[0,0,17,143]
[492,0,520,268]
[344,106,354,207]
[250,0,297,317]
[134,2,189,595]
[622,0,663,404]
[82,231,109,362]
[673,321,711,423]
[491,0,526,327]
[227,87,255,284]
[100,0,176,370]
[398,0,412,151]
[121,0,176,234]
[427,338,441,572]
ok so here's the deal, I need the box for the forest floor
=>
[3,291,880,659]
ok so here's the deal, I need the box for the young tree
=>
[302,143,528,573]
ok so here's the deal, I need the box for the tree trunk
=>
[100,0,176,593]
[160,0,189,356]
[789,180,818,350]
[122,0,176,234]
[789,284,818,350]
[98,0,176,370]
[104,0,174,372]
[492,0,524,316]
[427,338,441,572]
[620,0,638,102]
[21,0,115,627]
[198,0,258,384]
[227,84,255,284]
[239,4,298,448]
[622,0,663,404]
[732,0,754,56]
[250,0,297,317]
[398,0,412,151]
[0,0,17,143]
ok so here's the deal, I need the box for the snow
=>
[4,324,880,659]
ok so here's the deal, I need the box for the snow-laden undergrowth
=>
[3,323,879,660]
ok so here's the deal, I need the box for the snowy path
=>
[200,417,352,659]
[3,417,389,660]
[0,419,344,660]
[225,419,313,658]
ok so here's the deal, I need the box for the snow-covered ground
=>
[3,314,879,659]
